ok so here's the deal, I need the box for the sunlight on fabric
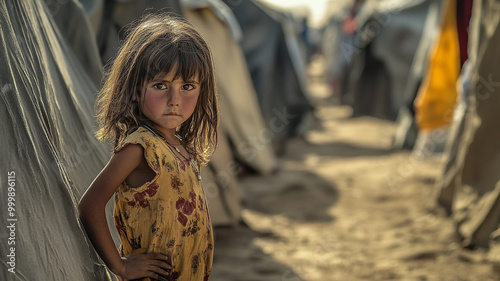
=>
[260,0,352,27]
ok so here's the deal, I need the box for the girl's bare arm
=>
[78,144,171,279]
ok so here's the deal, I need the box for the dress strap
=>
[141,125,160,137]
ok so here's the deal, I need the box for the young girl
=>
[78,14,218,281]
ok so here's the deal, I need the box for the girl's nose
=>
[167,88,180,106]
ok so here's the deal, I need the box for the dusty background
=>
[209,58,499,281]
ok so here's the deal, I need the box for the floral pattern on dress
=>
[171,175,183,192]
[124,182,159,208]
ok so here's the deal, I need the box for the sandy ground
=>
[209,58,499,281]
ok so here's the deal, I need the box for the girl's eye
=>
[153,83,167,90]
[182,84,195,91]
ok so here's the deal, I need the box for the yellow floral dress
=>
[113,127,213,281]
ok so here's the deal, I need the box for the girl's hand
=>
[118,248,172,280]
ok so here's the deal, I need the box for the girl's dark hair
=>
[95,13,218,165]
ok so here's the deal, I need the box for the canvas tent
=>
[80,0,184,64]
[0,0,114,279]
[435,0,500,262]
[337,0,439,121]
[47,0,104,86]
[391,0,445,149]
[407,0,461,157]
[223,0,314,154]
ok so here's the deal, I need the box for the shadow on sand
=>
[213,136,398,280]
[241,169,339,223]
[212,226,304,281]
[211,140,344,280]
[286,138,396,160]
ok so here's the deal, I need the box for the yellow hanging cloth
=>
[414,0,460,131]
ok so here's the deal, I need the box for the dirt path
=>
[210,59,498,281]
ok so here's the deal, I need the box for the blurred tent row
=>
[322,0,449,144]
[0,0,314,280]
[321,0,500,266]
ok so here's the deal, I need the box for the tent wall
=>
[0,1,113,279]
[340,0,437,121]
[223,0,313,153]
[48,0,103,85]
[436,0,500,253]
[392,0,444,149]
[82,0,184,64]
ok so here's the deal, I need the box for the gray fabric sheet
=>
[339,0,437,121]
[47,0,104,85]
[0,0,114,279]
[223,0,313,153]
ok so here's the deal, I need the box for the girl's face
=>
[140,67,200,138]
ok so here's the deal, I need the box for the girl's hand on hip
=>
[118,248,172,280]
